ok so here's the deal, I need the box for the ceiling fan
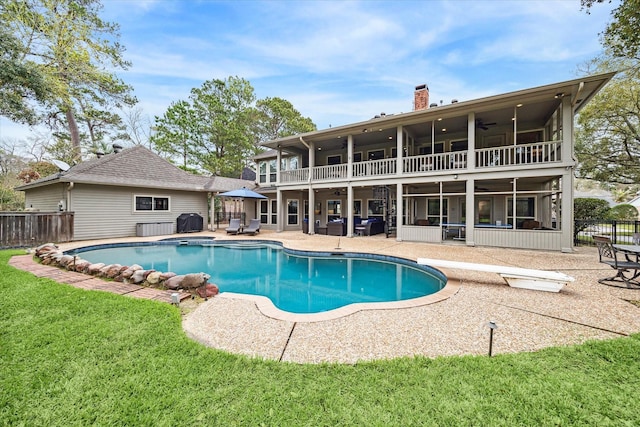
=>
[476,119,497,131]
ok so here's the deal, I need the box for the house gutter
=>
[66,182,74,212]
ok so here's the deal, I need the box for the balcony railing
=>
[280,168,309,183]
[403,151,467,174]
[313,163,348,181]
[476,141,561,168]
[353,157,397,177]
[277,141,561,184]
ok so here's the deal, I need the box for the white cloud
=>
[2,0,618,141]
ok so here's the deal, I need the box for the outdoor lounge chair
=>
[226,218,241,234]
[243,219,260,235]
[355,218,385,236]
[593,235,640,288]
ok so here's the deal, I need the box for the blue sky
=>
[0,0,618,143]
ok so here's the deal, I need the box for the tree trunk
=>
[65,108,81,162]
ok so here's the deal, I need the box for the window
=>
[327,155,341,165]
[507,197,535,228]
[353,152,362,162]
[289,156,299,170]
[517,130,543,144]
[135,196,169,212]
[259,162,267,183]
[154,198,169,211]
[136,196,152,211]
[483,135,505,148]
[460,200,466,224]
[419,143,444,155]
[368,199,384,218]
[368,149,385,160]
[260,200,269,224]
[451,140,468,152]
[287,200,299,225]
[426,198,448,225]
[327,200,341,222]
[477,198,492,224]
[271,200,277,224]
[353,200,362,216]
[269,160,277,182]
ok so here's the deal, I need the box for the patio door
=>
[477,198,492,224]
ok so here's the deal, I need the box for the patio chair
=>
[243,219,260,235]
[355,218,385,236]
[226,218,241,234]
[593,235,640,288]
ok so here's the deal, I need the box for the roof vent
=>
[95,152,104,159]
[112,144,123,153]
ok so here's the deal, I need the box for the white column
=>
[276,149,282,185]
[308,141,315,182]
[347,185,354,238]
[308,187,315,235]
[561,95,574,252]
[276,188,283,232]
[396,125,403,175]
[396,182,403,241]
[307,141,316,234]
[347,135,353,180]
[465,178,475,246]
[209,193,215,231]
[467,112,475,170]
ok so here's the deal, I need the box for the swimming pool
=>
[68,241,446,314]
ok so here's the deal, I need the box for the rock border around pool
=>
[34,243,220,299]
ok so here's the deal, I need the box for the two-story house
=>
[255,72,614,252]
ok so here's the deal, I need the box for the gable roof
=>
[15,145,254,193]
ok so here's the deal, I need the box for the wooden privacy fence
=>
[0,212,74,248]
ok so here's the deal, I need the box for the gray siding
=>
[474,229,562,251]
[24,184,66,211]
[399,225,441,242]
[70,184,207,240]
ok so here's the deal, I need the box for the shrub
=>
[608,204,639,220]
[574,198,610,220]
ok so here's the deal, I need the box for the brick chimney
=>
[413,84,429,111]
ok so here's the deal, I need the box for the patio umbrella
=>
[218,187,267,200]
[217,187,267,225]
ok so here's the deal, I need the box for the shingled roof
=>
[15,145,254,193]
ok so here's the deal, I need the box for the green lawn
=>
[2,249,640,426]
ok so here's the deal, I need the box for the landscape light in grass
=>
[488,320,498,356]
[171,293,180,306]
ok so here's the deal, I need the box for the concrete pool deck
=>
[22,230,640,364]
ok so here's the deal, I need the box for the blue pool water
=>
[70,242,446,314]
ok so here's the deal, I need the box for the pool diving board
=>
[417,258,573,292]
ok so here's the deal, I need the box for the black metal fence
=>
[574,219,640,246]
[214,212,245,229]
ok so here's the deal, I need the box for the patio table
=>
[613,244,640,261]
